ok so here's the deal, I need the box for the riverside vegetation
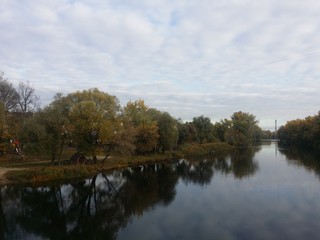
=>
[0,72,286,185]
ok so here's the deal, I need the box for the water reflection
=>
[0,146,276,239]
[279,147,320,179]
[0,164,178,240]
[176,147,260,186]
[223,147,260,179]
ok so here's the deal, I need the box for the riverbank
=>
[0,142,233,186]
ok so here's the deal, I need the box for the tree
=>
[213,119,232,142]
[176,119,188,146]
[135,123,159,154]
[146,109,179,153]
[19,117,46,155]
[192,115,216,144]
[176,119,202,146]
[0,101,5,132]
[63,88,121,162]
[123,100,159,154]
[16,80,40,113]
[0,72,19,112]
[278,111,320,150]
[157,112,178,153]
[124,99,150,125]
[0,101,6,156]
[225,111,260,147]
[35,103,70,164]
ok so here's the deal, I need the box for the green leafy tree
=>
[184,122,198,143]
[225,111,260,147]
[19,117,46,155]
[213,119,232,142]
[177,119,188,146]
[192,115,216,144]
[157,112,179,153]
[124,99,150,125]
[50,89,121,162]
[37,104,70,164]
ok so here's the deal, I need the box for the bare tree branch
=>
[0,72,19,112]
[17,80,40,113]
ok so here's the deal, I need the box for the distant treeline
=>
[1,72,273,163]
[278,112,320,151]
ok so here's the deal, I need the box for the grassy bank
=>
[2,142,233,186]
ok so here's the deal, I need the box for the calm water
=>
[1,142,320,240]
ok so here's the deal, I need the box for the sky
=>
[1,0,320,130]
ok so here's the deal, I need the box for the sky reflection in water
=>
[118,143,320,240]
[1,142,320,240]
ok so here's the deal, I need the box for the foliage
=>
[57,88,121,161]
[192,115,217,143]
[213,119,232,142]
[157,112,179,153]
[147,109,179,153]
[0,101,5,135]
[123,99,150,125]
[180,142,233,156]
[278,112,320,151]
[1,71,273,167]
[0,102,8,156]
[135,123,159,154]
[19,118,46,155]
[224,111,262,147]
[177,122,198,144]
[123,100,159,154]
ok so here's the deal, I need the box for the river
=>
[1,142,320,239]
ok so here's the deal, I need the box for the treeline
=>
[0,73,270,163]
[278,112,320,151]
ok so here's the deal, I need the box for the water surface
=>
[1,142,320,239]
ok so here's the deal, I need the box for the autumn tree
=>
[63,89,121,162]
[123,100,159,154]
[278,112,320,150]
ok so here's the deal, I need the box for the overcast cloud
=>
[1,0,320,129]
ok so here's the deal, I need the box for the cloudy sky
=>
[1,0,320,130]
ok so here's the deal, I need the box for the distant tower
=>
[275,120,277,139]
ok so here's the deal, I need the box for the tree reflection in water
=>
[0,164,179,239]
[176,146,260,186]
[279,147,320,180]
[0,148,261,239]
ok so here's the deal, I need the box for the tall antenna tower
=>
[275,119,277,139]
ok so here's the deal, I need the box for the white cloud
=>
[1,0,320,129]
